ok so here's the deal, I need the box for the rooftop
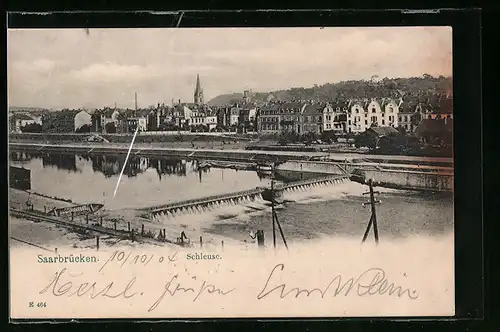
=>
[367,126,400,136]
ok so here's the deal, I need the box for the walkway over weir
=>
[140,174,350,219]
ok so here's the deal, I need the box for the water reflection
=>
[10,151,194,179]
[8,151,277,209]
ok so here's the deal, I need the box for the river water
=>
[9,151,454,244]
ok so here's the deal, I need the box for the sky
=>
[7,27,452,109]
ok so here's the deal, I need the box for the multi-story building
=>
[239,103,258,132]
[325,100,348,133]
[258,103,281,133]
[126,109,151,132]
[346,98,399,133]
[300,103,325,135]
[91,108,120,133]
[229,105,240,128]
[278,102,305,133]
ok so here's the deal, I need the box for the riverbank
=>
[9,188,249,251]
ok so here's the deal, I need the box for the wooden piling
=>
[200,236,203,248]
[44,206,46,213]
[257,230,265,248]
[71,212,74,221]
[128,222,131,232]
[54,248,58,254]
[100,216,103,226]
[96,237,100,251]
[86,214,89,224]
[141,224,144,236]
[114,221,117,230]
[361,179,380,244]
[274,211,288,250]
[221,240,224,251]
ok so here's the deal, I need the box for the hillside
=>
[208,75,453,106]
[9,106,50,112]
[207,93,244,106]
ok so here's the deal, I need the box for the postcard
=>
[8,26,454,320]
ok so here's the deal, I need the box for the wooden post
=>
[221,240,224,251]
[128,222,131,232]
[274,211,289,250]
[361,179,380,244]
[200,236,203,248]
[54,248,58,254]
[100,216,103,226]
[96,236,100,251]
[44,206,47,213]
[86,214,89,224]
[141,224,145,236]
[71,212,74,221]
[257,230,265,247]
[369,180,380,244]
[131,229,135,242]
[114,221,117,230]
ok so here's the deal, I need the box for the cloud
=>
[7,27,452,109]
[10,59,57,74]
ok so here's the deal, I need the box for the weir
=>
[141,174,349,220]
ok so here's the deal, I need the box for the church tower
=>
[194,74,204,105]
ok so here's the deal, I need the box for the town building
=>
[300,103,325,135]
[258,103,281,133]
[126,109,150,132]
[229,105,241,128]
[278,102,305,133]
[346,98,399,133]
[9,114,37,132]
[238,103,258,132]
[91,107,120,133]
[325,100,349,133]
[415,118,453,145]
[397,98,418,132]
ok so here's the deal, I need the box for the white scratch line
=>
[113,126,139,199]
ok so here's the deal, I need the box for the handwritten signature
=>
[38,268,234,312]
[257,264,419,300]
[38,263,418,313]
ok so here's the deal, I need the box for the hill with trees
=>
[207,75,452,106]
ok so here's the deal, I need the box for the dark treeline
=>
[209,75,452,105]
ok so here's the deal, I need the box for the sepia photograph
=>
[8,26,454,319]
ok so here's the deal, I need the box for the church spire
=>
[194,74,204,105]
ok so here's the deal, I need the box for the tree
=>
[396,126,407,135]
[278,131,299,145]
[105,122,116,133]
[354,132,378,151]
[75,124,91,133]
[20,123,42,133]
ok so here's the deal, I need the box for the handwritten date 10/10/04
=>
[98,250,179,273]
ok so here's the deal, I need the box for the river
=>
[9,151,454,245]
